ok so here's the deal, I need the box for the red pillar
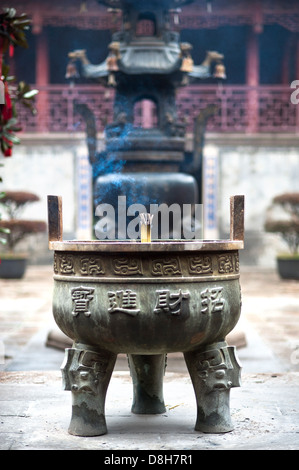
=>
[34,21,50,132]
[246,27,259,133]
[246,28,259,87]
[36,31,49,87]
[142,99,154,128]
[281,35,294,85]
[296,39,299,80]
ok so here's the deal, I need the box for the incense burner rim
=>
[49,239,244,252]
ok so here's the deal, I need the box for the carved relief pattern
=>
[154,289,190,316]
[54,253,59,274]
[54,251,239,277]
[71,286,95,317]
[217,254,234,273]
[200,287,226,315]
[80,257,105,276]
[111,257,142,275]
[217,253,239,274]
[60,254,75,274]
[193,344,241,393]
[54,253,106,277]
[188,255,212,274]
[151,257,182,276]
[62,348,112,395]
[234,253,239,273]
[108,289,140,316]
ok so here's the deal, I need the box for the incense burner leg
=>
[128,354,166,414]
[184,341,241,433]
[61,345,117,436]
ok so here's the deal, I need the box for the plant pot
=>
[0,255,28,279]
[277,256,299,280]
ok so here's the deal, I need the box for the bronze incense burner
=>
[48,194,244,437]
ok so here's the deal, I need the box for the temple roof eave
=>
[188,65,211,79]
[97,0,194,10]
[119,42,182,74]
[82,62,110,79]
[82,44,185,77]
[83,60,183,77]
[82,60,213,80]
[118,58,182,75]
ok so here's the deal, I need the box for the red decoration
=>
[9,44,14,58]
[2,82,12,121]
[0,81,13,157]
[3,142,12,157]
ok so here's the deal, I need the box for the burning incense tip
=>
[140,213,154,243]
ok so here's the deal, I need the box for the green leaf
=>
[9,30,28,49]
[0,227,10,234]
[7,134,20,144]
[9,126,22,133]
[5,117,18,127]
[13,18,31,27]
[1,63,10,79]
[2,130,13,139]
[1,140,9,151]
[23,89,39,99]
[4,7,17,18]
[18,81,29,91]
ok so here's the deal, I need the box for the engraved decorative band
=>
[53,251,239,278]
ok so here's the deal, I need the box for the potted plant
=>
[264,192,299,280]
[0,191,47,278]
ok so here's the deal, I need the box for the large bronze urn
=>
[48,195,244,436]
